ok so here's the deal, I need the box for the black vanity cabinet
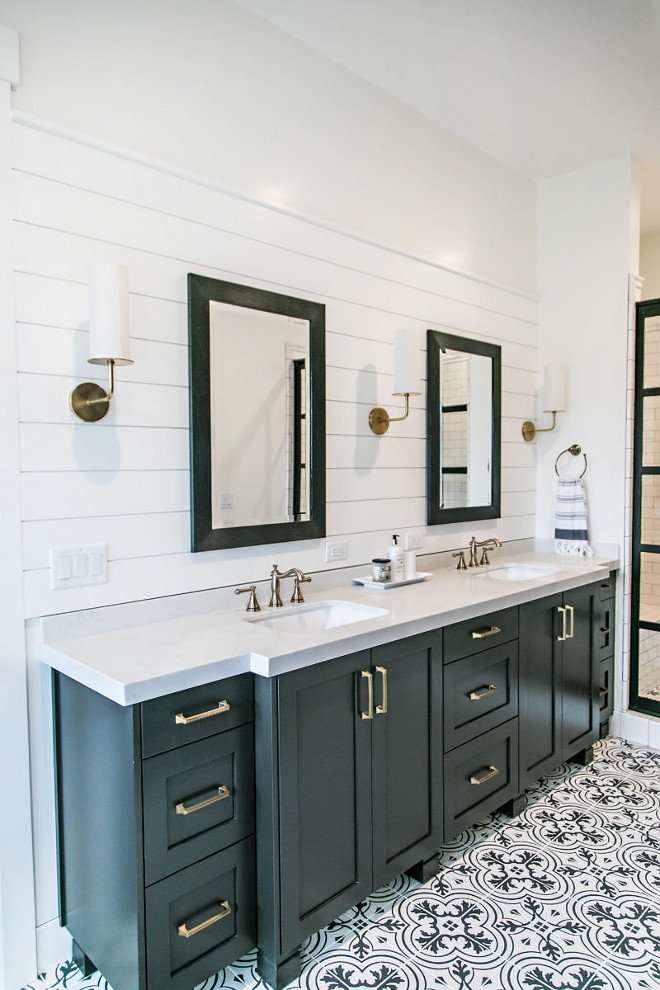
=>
[54,672,256,990]
[518,582,600,789]
[253,631,443,989]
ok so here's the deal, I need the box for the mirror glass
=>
[188,275,326,551]
[427,329,501,525]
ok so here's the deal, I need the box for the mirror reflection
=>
[188,275,326,552]
[427,329,501,525]
[209,301,310,529]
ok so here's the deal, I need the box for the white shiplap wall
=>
[12,116,538,620]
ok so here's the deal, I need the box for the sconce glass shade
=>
[88,263,133,366]
[542,363,566,412]
[392,329,420,395]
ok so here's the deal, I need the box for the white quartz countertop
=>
[41,550,618,706]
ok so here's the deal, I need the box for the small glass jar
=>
[371,558,392,582]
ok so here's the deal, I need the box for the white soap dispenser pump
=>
[388,534,404,580]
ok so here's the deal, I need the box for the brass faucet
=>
[468,536,503,568]
[269,564,312,607]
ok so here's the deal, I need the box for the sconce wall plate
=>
[69,380,111,422]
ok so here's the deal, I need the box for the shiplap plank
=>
[327,468,426,502]
[18,423,188,473]
[12,121,538,322]
[20,470,189,521]
[326,434,425,471]
[327,498,426,537]
[22,512,189,570]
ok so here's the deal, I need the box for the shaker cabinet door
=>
[277,650,373,953]
[371,632,442,890]
[518,592,563,790]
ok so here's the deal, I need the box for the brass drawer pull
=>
[361,670,374,720]
[599,687,609,697]
[470,765,499,786]
[375,665,388,715]
[175,785,230,816]
[469,684,498,701]
[566,604,574,640]
[601,627,610,635]
[177,901,231,938]
[601,582,612,590]
[557,605,567,642]
[471,626,501,640]
[175,700,230,725]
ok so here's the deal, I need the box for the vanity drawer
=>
[443,606,518,663]
[444,642,518,752]
[443,719,519,841]
[597,572,616,603]
[142,724,255,886]
[595,599,615,661]
[145,837,256,990]
[141,674,254,758]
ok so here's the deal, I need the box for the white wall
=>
[535,153,645,745]
[641,231,660,299]
[0,0,536,293]
[535,154,638,548]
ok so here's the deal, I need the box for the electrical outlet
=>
[324,541,348,562]
[405,533,423,550]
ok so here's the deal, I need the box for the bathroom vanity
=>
[44,554,617,990]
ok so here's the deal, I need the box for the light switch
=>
[50,544,108,590]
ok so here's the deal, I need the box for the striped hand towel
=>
[554,476,593,556]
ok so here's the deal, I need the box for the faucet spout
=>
[269,564,312,606]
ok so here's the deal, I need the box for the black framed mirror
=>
[188,275,326,551]
[427,329,501,525]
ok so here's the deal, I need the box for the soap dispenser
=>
[388,534,404,580]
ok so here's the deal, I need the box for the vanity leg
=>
[257,947,301,990]
[72,940,96,977]
[500,793,526,818]
[405,852,440,883]
[572,745,593,767]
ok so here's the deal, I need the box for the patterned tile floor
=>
[22,736,660,990]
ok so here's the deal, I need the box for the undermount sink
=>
[477,564,559,582]
[247,600,390,632]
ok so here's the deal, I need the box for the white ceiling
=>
[235,0,660,234]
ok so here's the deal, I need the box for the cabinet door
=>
[371,632,442,890]
[518,593,562,789]
[277,650,372,952]
[561,582,598,757]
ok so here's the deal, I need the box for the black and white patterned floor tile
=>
[21,736,660,990]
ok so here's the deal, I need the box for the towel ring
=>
[555,443,587,478]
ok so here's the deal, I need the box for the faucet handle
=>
[480,548,491,566]
[235,585,261,612]
[290,571,312,603]
[452,550,467,571]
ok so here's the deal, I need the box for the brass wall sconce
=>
[369,329,421,435]
[522,363,566,442]
[69,263,133,422]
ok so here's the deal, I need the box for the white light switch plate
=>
[50,544,108,590]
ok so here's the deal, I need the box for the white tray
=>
[352,572,432,590]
